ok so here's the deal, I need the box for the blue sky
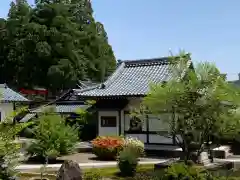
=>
[1,0,240,80]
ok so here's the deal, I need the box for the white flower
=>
[124,136,145,157]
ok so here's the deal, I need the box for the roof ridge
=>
[74,62,126,92]
[122,57,169,66]
[103,62,126,88]
[73,84,101,93]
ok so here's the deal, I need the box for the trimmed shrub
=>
[27,114,79,160]
[91,136,124,160]
[124,136,145,157]
[117,148,138,177]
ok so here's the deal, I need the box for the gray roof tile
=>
[0,84,29,102]
[56,104,89,113]
[75,58,176,97]
[31,104,89,113]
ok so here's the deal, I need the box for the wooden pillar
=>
[172,108,176,145]
[118,110,121,136]
[146,114,149,144]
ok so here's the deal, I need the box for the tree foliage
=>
[140,51,240,162]
[27,112,79,160]
[0,0,116,93]
[0,108,32,178]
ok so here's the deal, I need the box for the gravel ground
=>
[58,152,165,163]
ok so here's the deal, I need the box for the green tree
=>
[3,0,32,87]
[0,0,116,94]
[140,52,240,163]
[27,111,79,160]
[0,108,32,179]
[70,0,116,81]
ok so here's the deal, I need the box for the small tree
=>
[140,51,240,163]
[0,108,32,179]
[27,110,79,161]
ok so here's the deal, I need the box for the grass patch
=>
[19,164,154,180]
[84,164,154,177]
[19,174,56,180]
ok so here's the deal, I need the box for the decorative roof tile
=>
[75,57,186,97]
[0,84,29,102]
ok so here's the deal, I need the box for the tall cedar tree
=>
[0,0,116,94]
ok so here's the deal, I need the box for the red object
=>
[20,88,48,95]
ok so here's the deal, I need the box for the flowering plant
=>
[124,136,145,157]
[91,136,124,160]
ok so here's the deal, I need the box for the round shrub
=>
[124,136,145,157]
[91,136,124,160]
[118,148,138,177]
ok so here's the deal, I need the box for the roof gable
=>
[75,57,191,97]
[0,84,29,102]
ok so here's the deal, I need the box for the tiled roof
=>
[0,84,29,102]
[55,104,89,113]
[75,57,190,97]
[31,104,89,113]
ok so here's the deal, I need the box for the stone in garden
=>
[199,152,210,166]
[154,158,178,170]
[56,160,83,180]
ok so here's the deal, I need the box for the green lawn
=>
[19,164,240,180]
[19,164,155,180]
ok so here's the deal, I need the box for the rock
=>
[206,161,233,171]
[154,158,178,170]
[199,152,211,166]
[56,160,83,180]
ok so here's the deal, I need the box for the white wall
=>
[148,114,170,131]
[123,98,174,144]
[97,98,175,144]
[0,103,14,122]
[98,111,119,136]
[148,114,173,144]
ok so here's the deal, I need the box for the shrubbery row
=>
[91,135,145,176]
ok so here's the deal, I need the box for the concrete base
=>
[146,145,232,159]
[210,146,232,159]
